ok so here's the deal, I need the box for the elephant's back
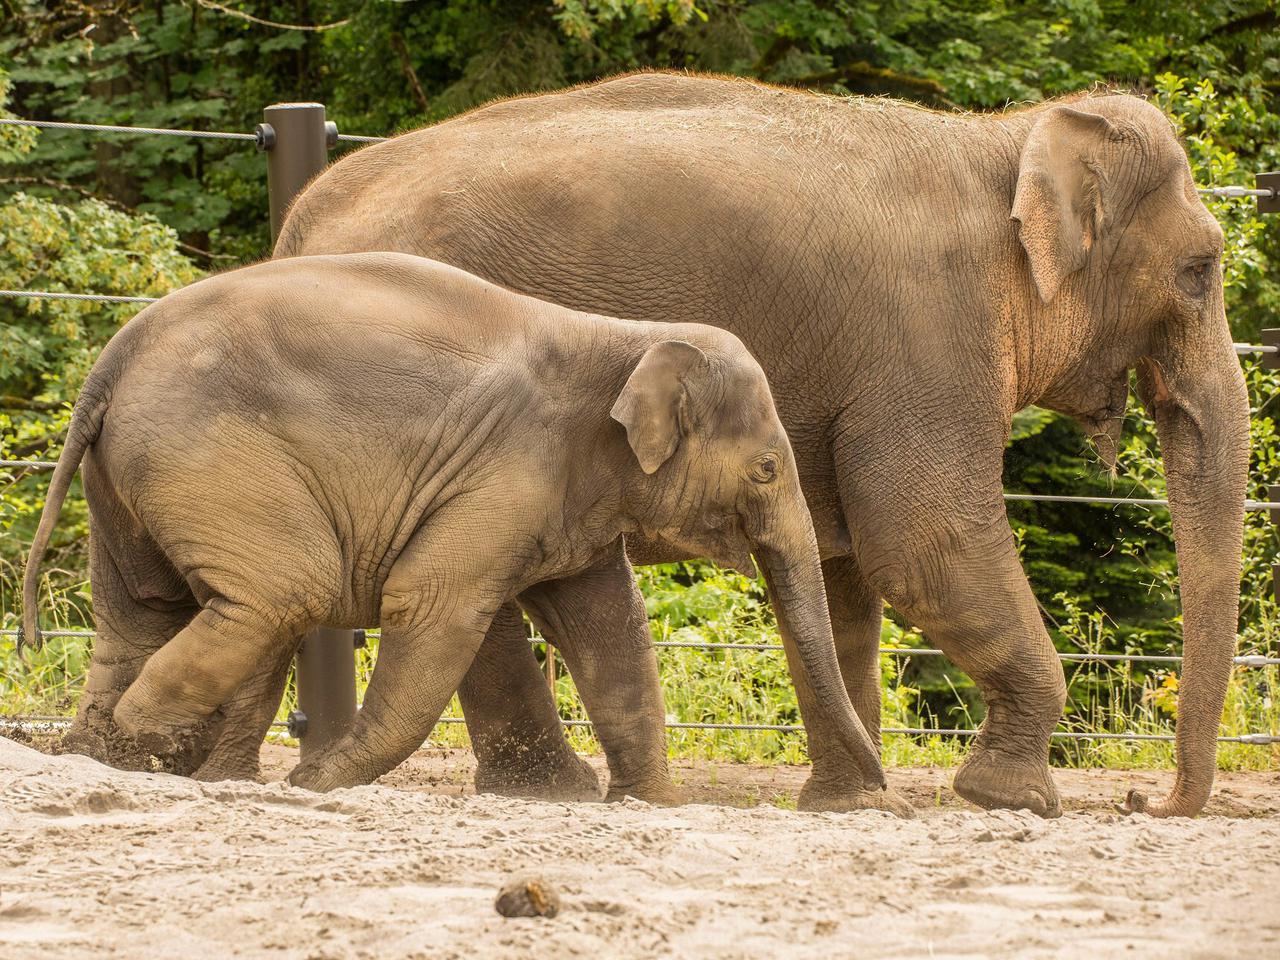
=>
[274,72,961,266]
[102,254,538,452]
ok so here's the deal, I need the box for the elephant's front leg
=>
[851,502,1065,817]
[287,532,514,793]
[826,411,1066,818]
[519,542,682,805]
[457,603,601,801]
[907,522,1066,818]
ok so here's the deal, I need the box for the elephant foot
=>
[952,747,1061,818]
[193,752,262,783]
[62,706,208,775]
[286,759,345,793]
[112,697,223,777]
[474,739,601,802]
[604,777,685,806]
[191,728,268,783]
[798,776,915,818]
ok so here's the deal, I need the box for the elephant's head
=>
[610,333,885,790]
[1010,95,1250,816]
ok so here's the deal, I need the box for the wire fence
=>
[0,116,385,145]
[2,713,1275,745]
[2,626,1277,668]
[6,451,1280,511]
[2,112,1278,751]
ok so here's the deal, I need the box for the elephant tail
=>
[20,377,112,656]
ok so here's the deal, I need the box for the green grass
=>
[2,561,1276,773]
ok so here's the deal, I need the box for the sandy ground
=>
[3,737,1279,959]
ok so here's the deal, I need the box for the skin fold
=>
[266,73,1243,819]
[22,252,888,798]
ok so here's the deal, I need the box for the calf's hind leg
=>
[191,643,295,782]
[65,511,203,773]
[112,602,295,764]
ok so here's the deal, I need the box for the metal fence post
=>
[256,102,355,761]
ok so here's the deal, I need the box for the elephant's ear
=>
[611,340,709,474]
[1011,105,1118,304]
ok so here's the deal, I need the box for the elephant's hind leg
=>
[191,643,294,782]
[112,601,295,767]
[65,516,201,773]
[459,604,600,801]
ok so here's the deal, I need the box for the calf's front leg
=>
[288,530,515,793]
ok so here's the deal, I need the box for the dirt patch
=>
[4,737,1279,958]
[259,742,1280,818]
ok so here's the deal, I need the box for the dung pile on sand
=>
[1,736,1278,958]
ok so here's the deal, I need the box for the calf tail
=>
[19,387,111,655]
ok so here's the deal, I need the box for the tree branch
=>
[1203,10,1278,40]
[191,0,351,33]
[390,33,431,114]
[1,396,66,413]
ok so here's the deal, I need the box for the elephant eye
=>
[749,455,779,484]
[1176,258,1213,298]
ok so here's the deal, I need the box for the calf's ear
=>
[611,340,708,473]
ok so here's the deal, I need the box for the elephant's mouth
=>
[641,516,756,576]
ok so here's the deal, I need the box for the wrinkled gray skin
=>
[23,253,886,797]
[56,73,1247,817]
[271,74,1244,819]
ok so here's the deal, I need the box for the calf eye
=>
[1176,259,1213,298]
[750,455,779,484]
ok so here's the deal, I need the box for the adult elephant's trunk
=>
[1128,317,1250,818]
[753,515,887,791]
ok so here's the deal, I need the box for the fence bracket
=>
[1263,329,1280,370]
[286,710,308,739]
[1258,172,1280,214]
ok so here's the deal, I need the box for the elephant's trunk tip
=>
[1121,780,1208,819]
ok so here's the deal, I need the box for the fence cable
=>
[1199,185,1276,199]
[5,458,1278,513]
[0,117,257,142]
[2,627,1275,667]
[1,713,1274,744]
[0,116,382,145]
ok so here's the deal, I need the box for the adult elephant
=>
[276,74,1247,818]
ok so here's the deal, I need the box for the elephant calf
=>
[21,252,885,794]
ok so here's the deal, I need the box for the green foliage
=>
[0,66,198,634]
[2,2,1279,768]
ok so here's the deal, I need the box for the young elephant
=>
[22,252,885,794]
